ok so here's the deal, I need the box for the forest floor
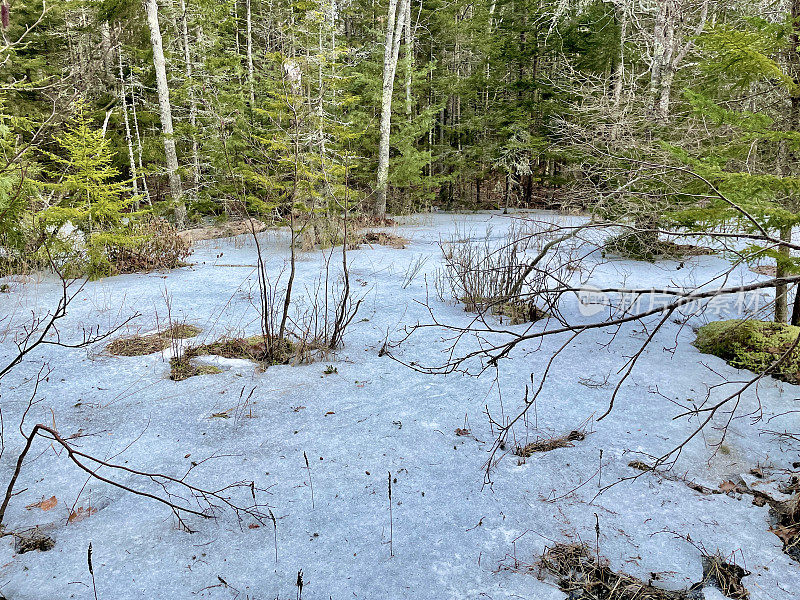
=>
[0,211,798,599]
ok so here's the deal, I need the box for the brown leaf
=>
[67,506,97,523]
[26,496,57,511]
[719,480,743,494]
[248,523,260,529]
[455,428,471,436]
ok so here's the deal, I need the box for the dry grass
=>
[514,430,585,457]
[171,335,312,380]
[169,357,223,381]
[538,543,749,600]
[13,528,56,554]
[539,543,686,600]
[701,553,750,600]
[357,231,408,249]
[107,323,202,356]
[186,335,300,364]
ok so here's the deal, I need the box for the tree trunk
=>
[776,226,792,323]
[404,0,412,117]
[180,0,200,197]
[144,0,184,226]
[117,42,140,204]
[374,0,409,218]
[246,0,255,108]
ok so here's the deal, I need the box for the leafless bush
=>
[247,208,361,365]
[435,219,585,323]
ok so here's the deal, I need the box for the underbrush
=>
[88,219,192,277]
[436,220,574,324]
[1,218,191,279]
[694,319,800,383]
[603,231,713,262]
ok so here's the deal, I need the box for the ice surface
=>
[0,211,797,599]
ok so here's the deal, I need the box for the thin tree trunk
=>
[374,0,409,218]
[130,76,152,205]
[404,0,412,117]
[776,226,792,323]
[117,42,140,205]
[144,0,184,225]
[180,0,200,196]
[246,0,255,107]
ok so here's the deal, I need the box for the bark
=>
[144,0,184,225]
[180,0,200,196]
[374,0,410,217]
[776,226,792,323]
[246,0,255,108]
[117,43,139,203]
[130,76,152,205]
[404,0,413,117]
[650,0,709,121]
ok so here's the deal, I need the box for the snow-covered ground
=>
[0,211,798,599]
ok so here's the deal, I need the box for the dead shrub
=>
[514,430,585,457]
[436,220,575,323]
[100,218,192,275]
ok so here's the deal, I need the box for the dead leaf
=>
[26,496,57,511]
[455,428,471,436]
[325,411,335,415]
[719,480,742,494]
[248,523,260,529]
[67,506,97,523]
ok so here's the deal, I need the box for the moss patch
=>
[107,323,202,356]
[695,319,800,383]
[169,356,223,381]
[186,335,297,364]
[171,335,304,380]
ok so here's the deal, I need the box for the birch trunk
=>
[180,0,200,196]
[374,0,409,217]
[246,0,255,107]
[404,0,412,117]
[144,0,184,225]
[117,43,140,203]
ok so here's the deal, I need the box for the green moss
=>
[169,356,223,381]
[695,319,800,383]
